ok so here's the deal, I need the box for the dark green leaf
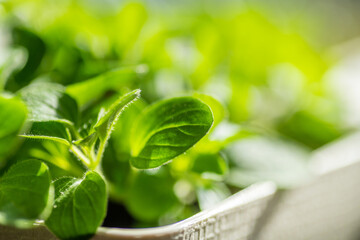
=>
[19,82,79,126]
[0,95,27,163]
[0,160,52,228]
[101,140,130,199]
[5,28,46,92]
[130,97,214,169]
[45,171,107,240]
[126,169,179,222]
[101,100,145,199]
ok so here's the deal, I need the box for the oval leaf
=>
[130,97,214,169]
[0,160,52,228]
[45,171,107,240]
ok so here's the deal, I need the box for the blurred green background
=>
[1,0,360,227]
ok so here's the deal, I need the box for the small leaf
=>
[0,160,52,228]
[66,66,147,107]
[0,94,27,163]
[94,89,141,142]
[130,97,214,169]
[19,82,79,126]
[45,171,107,240]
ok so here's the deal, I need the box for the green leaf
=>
[101,140,130,199]
[126,169,179,222]
[19,82,79,126]
[94,89,141,142]
[66,66,147,108]
[130,97,214,169]
[0,94,27,163]
[0,160,52,228]
[191,153,228,177]
[20,121,71,146]
[45,171,107,240]
[225,136,311,189]
[101,100,145,199]
[277,110,342,149]
[5,28,46,92]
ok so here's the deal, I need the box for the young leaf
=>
[19,82,79,126]
[94,89,141,142]
[45,171,107,240]
[0,160,52,228]
[0,95,27,163]
[130,97,214,169]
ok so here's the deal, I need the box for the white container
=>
[256,132,360,240]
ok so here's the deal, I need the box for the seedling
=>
[0,81,214,239]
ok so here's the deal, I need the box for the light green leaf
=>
[45,171,107,240]
[94,89,141,142]
[66,66,147,108]
[19,82,79,126]
[130,97,214,169]
[0,160,52,228]
[0,94,27,163]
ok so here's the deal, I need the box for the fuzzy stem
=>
[69,145,91,167]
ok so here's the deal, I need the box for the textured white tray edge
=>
[96,181,277,238]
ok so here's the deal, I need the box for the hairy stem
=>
[69,145,91,167]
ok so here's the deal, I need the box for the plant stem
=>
[91,141,106,170]
[69,145,91,167]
